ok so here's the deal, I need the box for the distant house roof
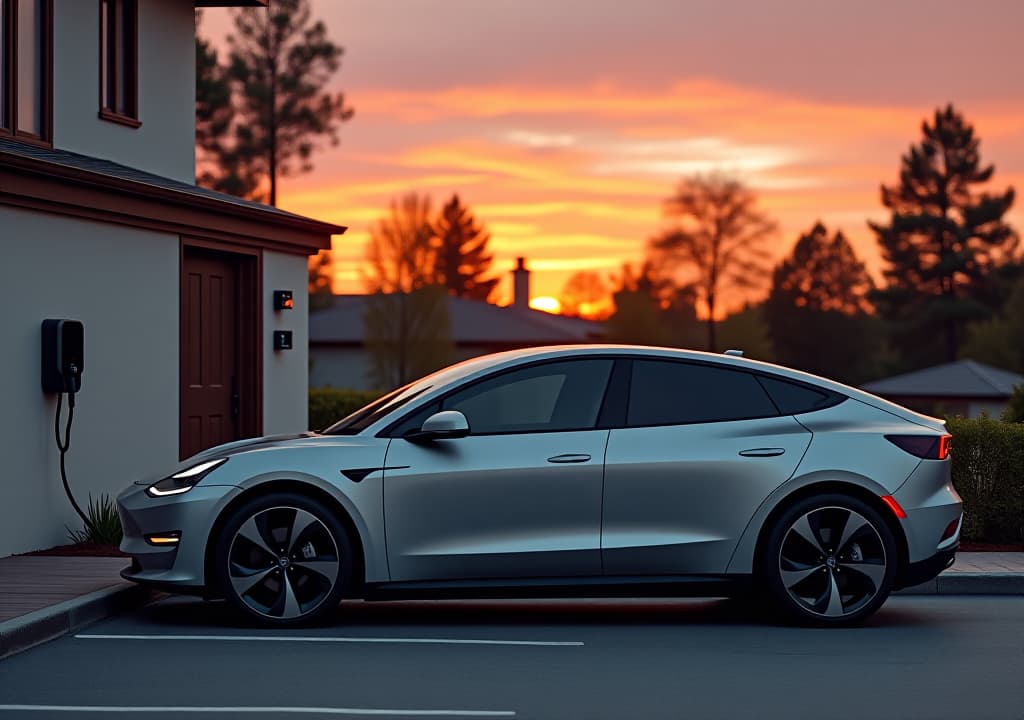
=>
[310,294,604,346]
[861,360,1024,399]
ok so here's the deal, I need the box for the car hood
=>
[134,432,376,485]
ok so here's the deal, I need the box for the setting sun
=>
[529,296,562,314]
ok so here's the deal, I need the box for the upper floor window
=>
[0,0,52,144]
[99,0,138,126]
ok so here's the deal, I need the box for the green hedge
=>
[948,417,1024,543]
[309,388,383,432]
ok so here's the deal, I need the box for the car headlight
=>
[146,458,228,498]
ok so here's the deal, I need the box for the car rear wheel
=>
[215,492,353,626]
[762,493,897,627]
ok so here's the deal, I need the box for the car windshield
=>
[320,384,431,435]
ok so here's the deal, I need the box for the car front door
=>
[601,359,813,576]
[383,358,615,582]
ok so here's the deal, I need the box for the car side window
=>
[627,360,778,426]
[441,359,614,435]
[757,375,845,415]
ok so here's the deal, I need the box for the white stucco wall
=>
[0,207,179,556]
[264,251,311,433]
[52,0,196,183]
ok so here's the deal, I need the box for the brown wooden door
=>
[181,249,241,459]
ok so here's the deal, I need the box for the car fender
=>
[725,469,893,575]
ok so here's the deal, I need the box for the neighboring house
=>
[0,0,345,556]
[309,260,604,389]
[860,360,1024,419]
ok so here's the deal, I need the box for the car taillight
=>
[885,434,952,459]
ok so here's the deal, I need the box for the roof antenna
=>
[724,349,744,357]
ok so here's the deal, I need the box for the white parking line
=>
[75,633,583,647]
[0,706,514,717]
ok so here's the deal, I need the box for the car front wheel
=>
[762,493,898,627]
[215,492,353,626]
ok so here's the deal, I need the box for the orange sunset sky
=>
[202,0,1024,311]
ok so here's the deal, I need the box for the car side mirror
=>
[406,410,470,442]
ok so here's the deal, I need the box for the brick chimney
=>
[512,257,530,309]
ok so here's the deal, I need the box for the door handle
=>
[547,453,591,464]
[739,448,785,457]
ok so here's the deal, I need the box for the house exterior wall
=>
[263,251,311,433]
[0,206,179,556]
[52,0,196,183]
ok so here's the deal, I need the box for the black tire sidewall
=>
[761,493,898,627]
[214,491,354,627]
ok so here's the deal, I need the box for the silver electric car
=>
[117,346,962,627]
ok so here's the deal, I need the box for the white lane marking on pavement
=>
[75,633,583,646]
[0,707,514,717]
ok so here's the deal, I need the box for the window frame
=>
[380,357,619,439]
[0,0,53,146]
[98,0,139,128]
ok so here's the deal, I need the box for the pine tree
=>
[871,104,1018,366]
[764,222,878,383]
[208,0,354,206]
[432,195,498,301]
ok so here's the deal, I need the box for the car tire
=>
[214,492,354,627]
[761,493,898,627]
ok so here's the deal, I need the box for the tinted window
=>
[628,360,778,426]
[757,375,844,415]
[441,359,614,435]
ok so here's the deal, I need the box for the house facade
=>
[0,0,344,556]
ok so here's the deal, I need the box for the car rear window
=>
[627,360,779,426]
[756,375,845,415]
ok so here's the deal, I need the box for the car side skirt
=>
[361,574,752,601]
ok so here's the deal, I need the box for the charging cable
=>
[55,363,98,537]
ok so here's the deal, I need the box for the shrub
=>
[66,494,123,546]
[1001,384,1024,423]
[309,387,384,431]
[948,416,1024,543]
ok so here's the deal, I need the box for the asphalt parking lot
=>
[0,595,1022,719]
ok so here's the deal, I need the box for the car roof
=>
[360,344,946,434]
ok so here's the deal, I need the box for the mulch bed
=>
[22,543,126,557]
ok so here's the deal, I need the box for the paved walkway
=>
[0,556,129,623]
[944,552,1024,573]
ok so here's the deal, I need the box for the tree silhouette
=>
[308,249,333,313]
[871,104,1018,366]
[432,195,498,301]
[650,174,776,351]
[765,222,878,383]
[363,194,452,389]
[605,261,702,347]
[199,0,354,206]
[195,12,239,193]
[560,271,609,318]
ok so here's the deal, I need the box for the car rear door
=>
[601,359,812,576]
[383,358,614,582]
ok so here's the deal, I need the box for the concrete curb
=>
[897,573,1024,596]
[0,584,156,660]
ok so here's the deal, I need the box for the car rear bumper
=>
[896,547,957,589]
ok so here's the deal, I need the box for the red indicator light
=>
[937,435,952,460]
[880,495,907,520]
[940,517,960,541]
[283,298,294,309]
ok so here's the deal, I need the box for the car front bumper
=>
[116,481,241,594]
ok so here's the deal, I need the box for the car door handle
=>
[739,448,786,457]
[547,453,592,464]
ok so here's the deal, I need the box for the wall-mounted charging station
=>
[42,319,84,395]
[42,319,96,536]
